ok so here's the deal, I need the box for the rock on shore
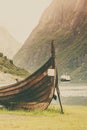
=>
[0,72,17,86]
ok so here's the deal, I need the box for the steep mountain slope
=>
[14,0,87,81]
[0,27,21,59]
[14,0,77,70]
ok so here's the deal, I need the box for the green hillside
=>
[0,52,29,78]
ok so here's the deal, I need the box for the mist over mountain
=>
[0,27,21,59]
[14,0,87,81]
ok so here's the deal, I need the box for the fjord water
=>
[53,82,87,105]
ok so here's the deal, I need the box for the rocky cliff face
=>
[39,0,76,30]
[14,0,87,81]
[71,0,87,28]
[0,27,21,59]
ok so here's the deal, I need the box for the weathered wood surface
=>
[0,56,55,110]
[0,41,63,112]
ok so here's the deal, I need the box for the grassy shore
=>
[0,105,87,130]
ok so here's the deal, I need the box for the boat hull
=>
[0,57,55,110]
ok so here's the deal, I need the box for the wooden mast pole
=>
[51,40,64,114]
[55,69,64,114]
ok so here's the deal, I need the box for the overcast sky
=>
[0,0,52,43]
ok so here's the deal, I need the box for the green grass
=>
[0,105,87,130]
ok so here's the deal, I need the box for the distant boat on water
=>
[60,74,71,82]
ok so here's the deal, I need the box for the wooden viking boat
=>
[0,41,63,113]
